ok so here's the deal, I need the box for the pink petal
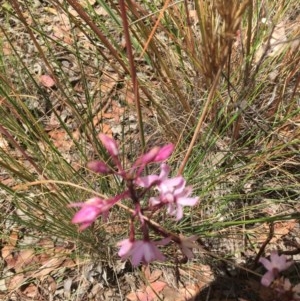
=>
[274,253,293,271]
[70,197,113,230]
[136,175,159,188]
[284,260,293,270]
[86,197,104,204]
[160,192,175,203]
[160,177,184,190]
[175,205,184,220]
[143,243,155,263]
[156,237,172,246]
[159,163,171,180]
[149,196,161,206]
[151,245,166,262]
[173,179,187,195]
[99,134,119,156]
[175,184,191,196]
[144,242,165,263]
[166,203,176,216]
[71,206,99,224]
[117,239,133,257]
[261,270,274,287]
[135,147,159,166]
[87,160,111,174]
[131,241,145,266]
[270,251,280,266]
[153,144,174,162]
[259,257,273,271]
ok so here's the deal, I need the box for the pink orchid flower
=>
[70,133,200,266]
[70,197,112,230]
[141,164,198,220]
[117,238,170,267]
[178,235,198,259]
[165,186,199,220]
[259,251,293,287]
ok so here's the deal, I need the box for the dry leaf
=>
[9,231,19,246]
[23,283,39,298]
[61,258,76,269]
[127,266,167,301]
[2,232,20,269]
[31,256,65,278]
[49,129,73,152]
[111,103,124,123]
[1,245,16,269]
[125,88,135,105]
[178,284,197,300]
[44,7,58,15]
[142,266,163,283]
[99,72,119,94]
[131,281,166,301]
[161,286,182,301]
[44,275,57,293]
[101,123,112,135]
[38,238,55,249]
[149,270,162,283]
[1,245,14,261]
[255,21,288,63]
[126,291,141,301]
[52,14,73,44]
[144,281,167,299]
[14,249,36,273]
[6,274,25,291]
[143,265,151,280]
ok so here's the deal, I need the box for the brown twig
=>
[119,0,145,151]
[252,222,274,269]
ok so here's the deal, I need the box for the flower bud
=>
[154,143,174,162]
[87,160,111,174]
[99,134,119,156]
